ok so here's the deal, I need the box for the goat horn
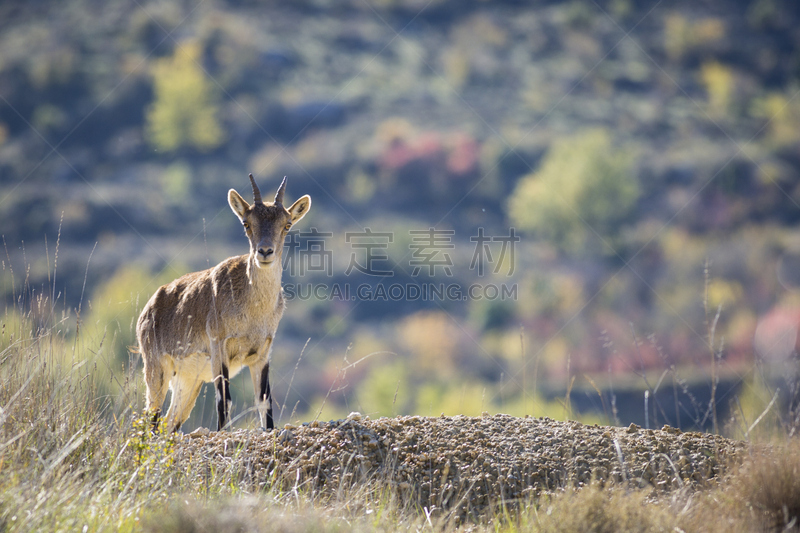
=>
[249,173,262,204]
[274,176,287,205]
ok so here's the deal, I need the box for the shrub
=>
[146,41,225,153]
[508,129,638,254]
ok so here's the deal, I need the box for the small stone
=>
[187,427,209,438]
[278,429,294,443]
[347,411,362,421]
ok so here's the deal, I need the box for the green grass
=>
[2,304,800,533]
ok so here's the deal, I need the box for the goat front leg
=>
[250,336,274,430]
[211,341,232,431]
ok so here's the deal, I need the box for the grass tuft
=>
[730,443,800,532]
[532,484,683,533]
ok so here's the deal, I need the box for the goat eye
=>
[284,223,292,231]
[243,222,250,230]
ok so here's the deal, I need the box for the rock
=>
[187,427,210,438]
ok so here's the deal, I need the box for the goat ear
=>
[228,189,250,219]
[288,195,311,224]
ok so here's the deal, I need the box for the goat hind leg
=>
[165,376,203,433]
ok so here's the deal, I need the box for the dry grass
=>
[726,443,800,532]
[532,484,684,533]
[1,300,799,533]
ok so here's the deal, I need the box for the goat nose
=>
[258,247,274,257]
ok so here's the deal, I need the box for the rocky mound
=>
[176,413,747,519]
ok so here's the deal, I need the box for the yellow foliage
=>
[441,14,508,89]
[540,336,571,373]
[664,14,726,61]
[554,274,586,316]
[664,14,690,60]
[344,168,377,203]
[659,227,705,265]
[695,18,726,42]
[375,117,415,146]
[415,378,604,424]
[701,61,735,118]
[146,42,224,152]
[399,311,459,379]
[706,278,743,310]
[441,47,470,89]
[751,92,800,146]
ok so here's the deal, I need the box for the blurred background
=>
[1,0,799,436]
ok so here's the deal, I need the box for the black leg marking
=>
[260,364,274,430]
[216,363,231,431]
[150,409,161,433]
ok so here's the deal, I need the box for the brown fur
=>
[137,176,310,432]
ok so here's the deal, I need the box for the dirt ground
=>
[176,413,747,519]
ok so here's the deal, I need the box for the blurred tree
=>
[751,92,800,146]
[664,14,725,61]
[417,380,488,417]
[356,360,409,417]
[701,61,735,118]
[161,162,192,204]
[146,41,224,153]
[508,129,638,253]
[85,265,183,367]
[399,311,460,379]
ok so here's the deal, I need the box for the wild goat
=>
[136,175,311,432]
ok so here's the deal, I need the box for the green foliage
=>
[32,104,67,134]
[130,412,177,483]
[161,162,192,204]
[356,360,409,417]
[85,265,181,370]
[146,42,224,153]
[417,380,488,417]
[508,129,638,253]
